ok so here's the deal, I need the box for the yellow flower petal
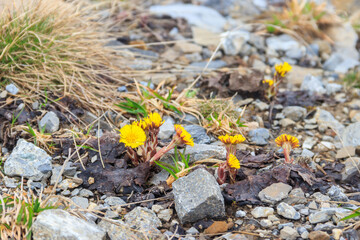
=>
[218,134,246,145]
[119,124,146,148]
[262,79,274,86]
[145,112,164,128]
[174,125,194,146]
[228,154,240,169]
[275,134,299,149]
[275,62,292,77]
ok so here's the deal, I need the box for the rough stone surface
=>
[282,106,307,122]
[98,220,142,240]
[342,122,360,147]
[4,139,52,181]
[284,188,307,204]
[149,4,226,33]
[251,207,274,218]
[280,226,299,240]
[315,109,344,134]
[235,210,246,218]
[336,146,356,159]
[277,202,300,220]
[258,183,292,204]
[327,185,349,202]
[301,75,326,95]
[158,117,175,140]
[172,168,225,223]
[309,210,334,224]
[32,209,105,240]
[248,128,270,145]
[5,83,19,95]
[184,125,211,144]
[105,196,126,206]
[39,111,60,133]
[71,196,89,209]
[341,157,360,181]
[266,34,300,51]
[165,144,226,163]
[124,207,162,237]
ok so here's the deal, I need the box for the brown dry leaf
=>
[237,151,275,168]
[204,221,229,234]
[129,40,148,50]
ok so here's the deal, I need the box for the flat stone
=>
[251,207,274,218]
[284,188,307,204]
[326,83,342,95]
[303,137,317,150]
[258,183,292,204]
[221,30,250,56]
[158,117,175,140]
[3,176,18,188]
[105,196,126,206]
[342,122,360,147]
[165,144,226,163]
[184,125,211,144]
[149,4,227,33]
[327,185,349,202]
[71,196,89,209]
[235,210,246,218]
[286,66,323,85]
[266,34,300,51]
[301,75,326,95]
[336,146,356,159]
[124,207,162,237]
[172,168,225,223]
[282,106,307,122]
[248,128,270,145]
[280,226,299,240]
[4,139,52,181]
[341,157,360,181]
[280,118,296,128]
[315,109,344,134]
[277,202,300,220]
[309,211,334,224]
[32,209,105,240]
[79,189,94,198]
[301,149,315,158]
[5,83,19,95]
[309,231,330,240]
[158,209,173,222]
[39,111,60,133]
[98,219,144,240]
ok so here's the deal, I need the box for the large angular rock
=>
[4,139,52,181]
[277,202,300,220]
[39,111,60,133]
[165,144,226,163]
[32,209,106,240]
[342,122,360,147]
[184,125,211,144]
[124,207,162,238]
[172,168,225,223]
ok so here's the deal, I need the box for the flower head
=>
[263,79,274,86]
[132,119,148,130]
[174,125,194,146]
[145,112,164,129]
[219,134,246,145]
[119,124,146,148]
[275,62,292,77]
[275,134,299,149]
[228,153,240,169]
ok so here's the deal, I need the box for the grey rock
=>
[71,196,89,209]
[280,118,296,128]
[299,208,310,216]
[342,122,360,147]
[301,75,326,95]
[315,109,344,134]
[149,4,226,33]
[277,202,300,220]
[39,111,60,133]
[148,169,170,185]
[158,117,175,140]
[79,189,94,198]
[249,33,266,50]
[248,128,270,145]
[251,207,274,218]
[279,222,294,230]
[165,143,226,163]
[181,114,200,125]
[32,209,105,240]
[327,185,348,202]
[71,189,80,197]
[3,176,18,188]
[124,207,162,237]
[260,219,273,228]
[253,100,269,111]
[266,34,300,51]
[184,125,211,144]
[312,192,331,201]
[324,53,359,74]
[284,188,307,204]
[186,227,199,235]
[190,60,227,70]
[117,86,127,92]
[258,182,292,204]
[341,157,360,181]
[326,83,342,95]
[98,219,143,240]
[129,59,153,70]
[301,149,315,158]
[235,210,246,218]
[282,106,307,122]
[286,48,304,60]
[4,139,52,181]
[172,168,225,223]
[105,196,126,206]
[221,30,250,56]
[0,90,7,98]
[303,137,317,150]
[280,226,299,240]
[5,83,19,95]
[309,210,334,224]
[158,209,173,222]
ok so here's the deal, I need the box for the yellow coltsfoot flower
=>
[262,79,274,86]
[275,134,300,149]
[219,134,246,145]
[132,119,148,131]
[145,112,164,129]
[174,125,194,146]
[275,62,292,77]
[119,124,146,148]
[228,153,240,169]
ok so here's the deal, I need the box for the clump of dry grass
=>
[259,0,341,42]
[0,0,126,113]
